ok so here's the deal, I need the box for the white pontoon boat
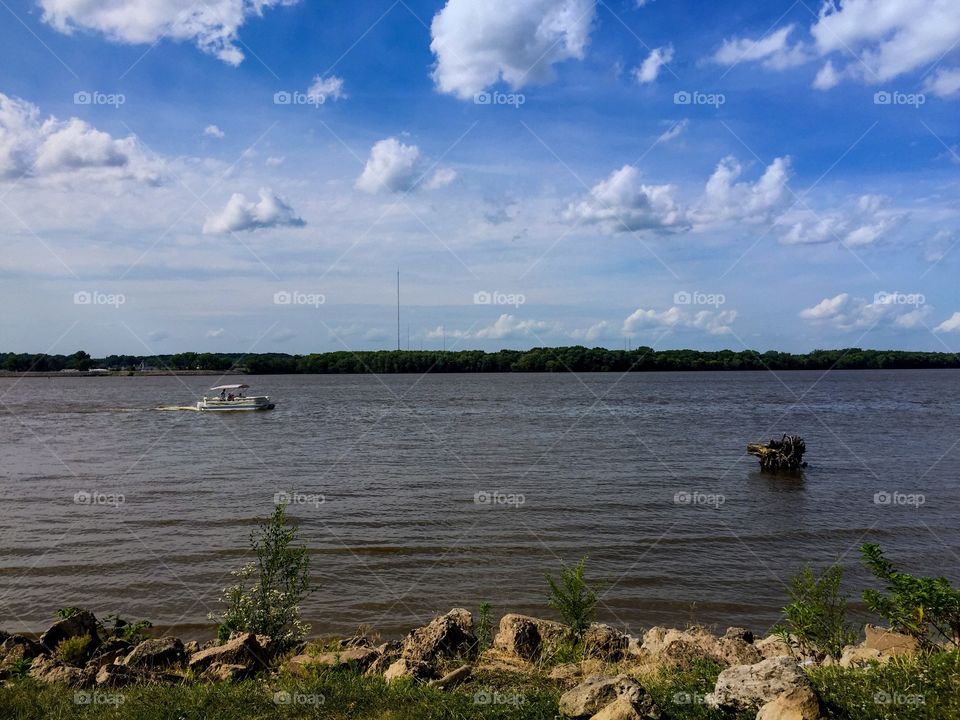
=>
[197,384,275,412]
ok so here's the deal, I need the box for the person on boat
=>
[227,393,234,401]
[220,389,226,400]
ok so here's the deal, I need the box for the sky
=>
[0,0,959,357]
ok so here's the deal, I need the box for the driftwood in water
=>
[747,434,807,472]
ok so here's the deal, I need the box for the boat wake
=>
[153,405,199,412]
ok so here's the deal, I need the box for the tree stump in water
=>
[747,434,807,472]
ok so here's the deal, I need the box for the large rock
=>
[0,635,44,668]
[383,657,434,683]
[707,656,812,711]
[287,647,379,676]
[188,633,267,672]
[207,663,251,682]
[493,614,567,661]
[39,611,100,655]
[755,634,799,660]
[400,608,476,664]
[756,686,824,720]
[29,655,88,686]
[590,697,649,720]
[125,637,186,670]
[641,625,759,668]
[559,675,657,719]
[583,624,628,662]
[838,645,882,668]
[86,639,132,669]
[863,625,919,656]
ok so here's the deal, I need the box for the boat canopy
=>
[210,384,249,391]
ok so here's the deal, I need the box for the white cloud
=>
[564,165,686,233]
[430,0,596,99]
[266,156,285,167]
[634,44,674,83]
[713,2,960,95]
[0,93,163,184]
[425,167,458,190]
[935,312,960,333]
[800,292,931,330]
[780,194,904,248]
[924,68,960,98]
[428,314,559,340]
[657,119,688,143]
[207,328,225,338]
[711,25,808,70]
[202,187,305,233]
[570,320,612,341]
[39,0,299,66]
[355,137,422,194]
[692,156,791,226]
[204,125,225,139]
[623,306,736,336]
[308,75,346,103]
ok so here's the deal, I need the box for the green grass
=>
[809,650,960,720]
[643,658,754,720]
[0,669,559,720]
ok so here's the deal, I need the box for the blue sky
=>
[0,0,958,356]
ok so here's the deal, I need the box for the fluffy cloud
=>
[711,2,960,96]
[623,306,737,336]
[202,187,305,233]
[781,194,904,248]
[430,0,596,99]
[0,93,163,184]
[935,312,960,333]
[564,165,686,233]
[634,45,674,83]
[799,292,932,330]
[203,125,224,139]
[308,75,346,103]
[355,138,421,194]
[692,156,791,226]
[354,138,455,195]
[428,314,559,340]
[39,0,299,66]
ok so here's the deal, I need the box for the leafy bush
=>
[56,634,91,666]
[861,543,960,650]
[775,563,858,659]
[56,607,82,620]
[6,658,32,679]
[546,558,599,640]
[213,503,311,648]
[810,649,960,720]
[100,614,153,644]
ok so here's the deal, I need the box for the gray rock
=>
[0,635,44,668]
[29,656,88,686]
[86,639,133,669]
[188,633,267,672]
[39,611,100,655]
[707,656,812,711]
[559,674,657,719]
[493,614,567,661]
[400,608,476,664]
[125,637,186,670]
[583,624,628,662]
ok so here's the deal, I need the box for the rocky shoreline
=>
[0,608,924,720]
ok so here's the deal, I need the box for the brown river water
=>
[0,370,957,639]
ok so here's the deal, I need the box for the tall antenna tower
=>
[396,269,401,351]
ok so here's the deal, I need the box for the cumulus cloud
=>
[428,314,559,340]
[634,44,674,83]
[308,74,346,103]
[0,93,163,184]
[780,194,904,248]
[430,0,596,99]
[204,125,224,139]
[711,2,960,96]
[355,137,421,194]
[203,187,305,233]
[39,0,299,66]
[564,165,687,233]
[935,312,960,333]
[424,167,458,190]
[623,306,737,336]
[570,320,613,341]
[692,156,791,226]
[800,292,931,330]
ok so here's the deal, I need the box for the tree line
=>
[2,347,960,374]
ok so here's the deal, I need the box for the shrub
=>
[99,614,153,644]
[810,649,960,720]
[56,634,91,666]
[475,602,493,651]
[861,543,960,650]
[775,563,858,659]
[546,557,600,640]
[56,607,82,620]
[213,502,311,648]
